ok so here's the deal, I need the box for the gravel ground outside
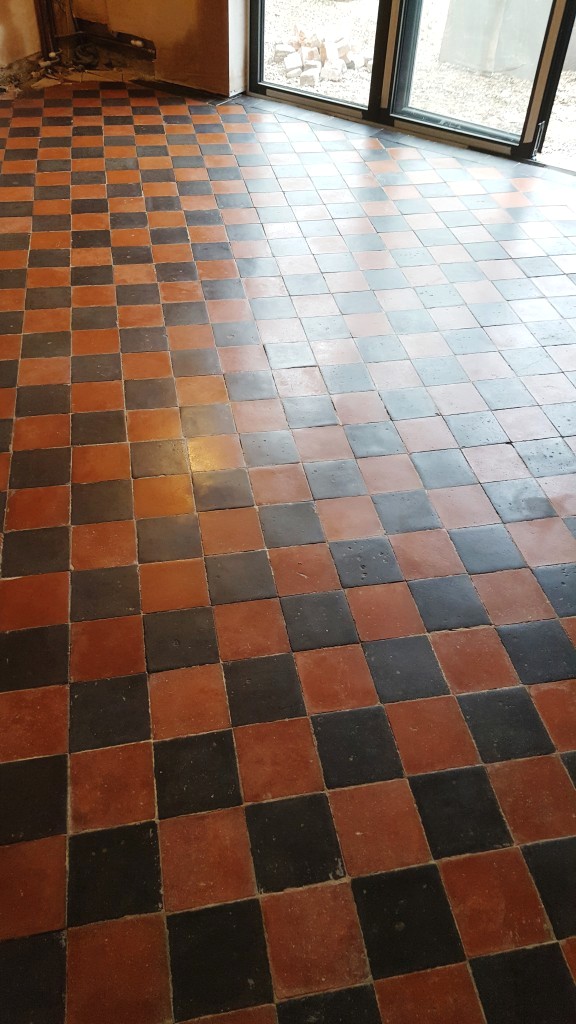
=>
[261,0,576,164]
[262,0,379,107]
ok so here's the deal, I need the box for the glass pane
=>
[260,0,379,108]
[400,0,554,138]
[541,19,576,170]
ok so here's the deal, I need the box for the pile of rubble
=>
[273,26,373,90]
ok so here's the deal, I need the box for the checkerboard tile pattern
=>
[1,82,575,1024]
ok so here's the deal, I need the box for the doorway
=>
[251,0,381,110]
[250,0,576,165]
[391,0,555,143]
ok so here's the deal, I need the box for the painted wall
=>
[229,0,247,97]
[74,0,247,95]
[0,0,41,67]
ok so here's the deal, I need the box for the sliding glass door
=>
[250,0,576,166]
[250,0,383,109]
[391,0,556,143]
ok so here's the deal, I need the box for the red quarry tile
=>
[71,249,111,269]
[140,559,209,613]
[0,383,15,418]
[529,682,576,752]
[118,305,164,329]
[72,443,131,483]
[507,519,576,566]
[430,485,499,529]
[0,836,66,941]
[295,645,378,713]
[472,569,555,625]
[73,285,115,307]
[316,496,383,541]
[249,464,312,504]
[539,474,576,516]
[5,487,69,532]
[232,399,287,432]
[495,406,559,442]
[330,779,430,875]
[214,599,290,661]
[72,328,119,355]
[293,425,353,462]
[369,360,421,390]
[133,475,194,518]
[12,414,70,450]
[149,664,230,739]
[243,277,287,299]
[441,848,551,956]
[562,616,576,645]
[218,347,269,373]
[428,382,487,416]
[72,380,124,413]
[70,616,145,682]
[161,282,204,304]
[375,963,485,1024]
[0,573,69,631]
[71,742,156,832]
[18,356,70,386]
[0,452,9,491]
[127,408,182,441]
[563,938,576,984]
[273,367,327,397]
[122,352,172,379]
[269,544,339,596]
[312,339,362,365]
[0,251,27,270]
[397,417,457,452]
[359,454,422,493]
[234,718,323,802]
[26,267,70,287]
[0,286,24,309]
[431,627,519,693]
[112,228,149,248]
[199,507,264,554]
[175,375,228,405]
[262,883,368,1000]
[67,915,171,1024]
[197,260,239,280]
[160,807,255,912]
[346,583,424,641]
[489,755,576,843]
[390,530,464,580]
[387,696,479,774]
[464,444,531,483]
[206,298,252,322]
[332,391,388,423]
[0,686,68,763]
[345,312,391,337]
[71,521,137,570]
[187,434,245,471]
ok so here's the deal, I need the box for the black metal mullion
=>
[390,0,423,113]
[367,0,394,119]
[249,0,267,95]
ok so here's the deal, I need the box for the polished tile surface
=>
[1,83,576,1024]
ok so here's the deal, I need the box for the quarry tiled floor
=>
[0,83,576,1024]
